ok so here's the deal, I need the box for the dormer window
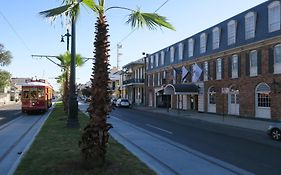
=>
[178,42,184,60]
[160,51,165,65]
[150,55,154,69]
[227,20,237,45]
[200,33,207,53]
[212,27,220,49]
[155,53,159,67]
[188,38,194,57]
[268,1,281,32]
[170,46,175,63]
[245,12,256,39]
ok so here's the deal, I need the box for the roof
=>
[164,84,199,95]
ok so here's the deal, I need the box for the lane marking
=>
[146,124,173,135]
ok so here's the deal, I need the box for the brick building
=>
[145,0,281,119]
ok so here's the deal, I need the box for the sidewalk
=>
[131,106,279,132]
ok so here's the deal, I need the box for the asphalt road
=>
[0,103,22,126]
[110,107,281,175]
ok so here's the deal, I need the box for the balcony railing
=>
[123,78,144,85]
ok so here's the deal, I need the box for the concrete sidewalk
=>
[132,106,279,132]
[109,116,254,175]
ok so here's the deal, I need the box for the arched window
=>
[208,87,216,104]
[178,42,184,60]
[256,83,271,107]
[227,20,237,45]
[170,46,175,63]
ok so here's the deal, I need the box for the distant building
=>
[121,58,145,105]
[145,0,281,120]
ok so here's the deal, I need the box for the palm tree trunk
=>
[79,15,112,167]
[63,69,69,113]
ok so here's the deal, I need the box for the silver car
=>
[267,123,281,141]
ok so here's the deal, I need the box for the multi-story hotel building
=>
[145,0,281,120]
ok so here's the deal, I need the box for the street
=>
[110,107,281,175]
[0,103,22,126]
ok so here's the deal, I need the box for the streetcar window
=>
[38,88,45,99]
[30,88,37,99]
[22,90,29,99]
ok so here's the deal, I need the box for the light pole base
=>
[67,97,79,128]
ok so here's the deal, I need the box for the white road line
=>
[146,124,173,135]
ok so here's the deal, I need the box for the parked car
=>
[267,123,281,141]
[116,98,130,108]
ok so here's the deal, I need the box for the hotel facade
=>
[145,0,281,120]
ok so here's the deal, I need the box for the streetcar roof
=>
[21,82,52,88]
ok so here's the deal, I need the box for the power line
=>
[0,10,33,54]
[119,0,170,43]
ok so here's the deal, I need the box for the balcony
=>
[123,78,144,86]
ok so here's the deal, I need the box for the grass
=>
[14,102,156,175]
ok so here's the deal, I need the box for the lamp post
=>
[67,17,79,128]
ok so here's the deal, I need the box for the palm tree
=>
[56,51,84,113]
[40,0,174,166]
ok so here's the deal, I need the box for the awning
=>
[164,84,199,95]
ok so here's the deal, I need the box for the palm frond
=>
[81,0,100,13]
[39,4,73,17]
[126,10,175,31]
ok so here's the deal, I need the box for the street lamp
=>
[61,29,71,51]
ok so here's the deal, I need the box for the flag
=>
[192,63,202,82]
[181,66,189,83]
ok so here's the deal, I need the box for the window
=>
[178,42,184,60]
[204,61,208,81]
[146,56,149,70]
[245,12,256,39]
[150,55,154,69]
[152,74,155,86]
[250,50,258,76]
[170,46,175,63]
[148,75,151,87]
[227,20,237,45]
[200,33,207,53]
[157,72,160,86]
[274,44,281,74]
[188,38,194,57]
[212,27,220,49]
[208,87,216,104]
[216,58,222,80]
[160,51,165,65]
[256,83,271,107]
[268,1,281,32]
[231,55,238,78]
[155,53,159,67]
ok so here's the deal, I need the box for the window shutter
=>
[268,47,274,74]
[208,62,211,80]
[238,55,241,77]
[221,59,224,79]
[213,61,217,80]
[246,52,250,76]
[228,56,232,78]
[257,50,262,75]
[199,62,204,81]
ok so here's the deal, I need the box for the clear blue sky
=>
[0,0,266,90]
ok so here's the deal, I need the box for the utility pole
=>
[117,43,122,70]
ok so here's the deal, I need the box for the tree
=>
[40,0,174,166]
[0,44,12,89]
[56,51,84,113]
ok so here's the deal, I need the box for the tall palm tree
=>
[40,0,174,166]
[56,51,84,113]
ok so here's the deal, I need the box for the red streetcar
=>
[21,79,53,113]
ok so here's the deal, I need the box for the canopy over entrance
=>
[164,84,199,95]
